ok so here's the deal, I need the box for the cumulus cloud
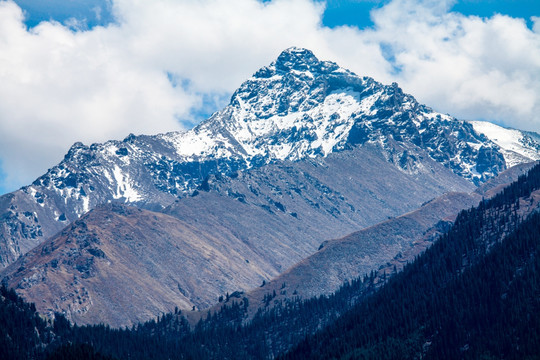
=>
[0,1,195,191]
[370,0,540,131]
[0,0,386,193]
[0,0,539,193]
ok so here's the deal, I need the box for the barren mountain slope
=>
[225,162,538,317]
[2,203,289,327]
[1,142,475,327]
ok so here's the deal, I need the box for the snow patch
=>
[470,121,540,167]
[112,165,142,202]
[82,195,90,214]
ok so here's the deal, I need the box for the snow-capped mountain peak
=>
[0,48,522,267]
[469,120,540,167]
[162,48,505,186]
[270,47,325,72]
[26,48,512,211]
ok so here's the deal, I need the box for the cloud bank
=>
[0,0,539,193]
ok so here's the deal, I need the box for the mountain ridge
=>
[1,142,475,327]
[0,47,516,267]
[1,47,539,326]
[191,161,537,323]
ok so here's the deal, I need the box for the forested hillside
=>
[284,164,540,359]
[3,163,540,359]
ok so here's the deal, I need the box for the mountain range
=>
[283,163,540,359]
[3,160,540,360]
[1,47,540,328]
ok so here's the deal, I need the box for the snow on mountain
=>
[163,47,505,184]
[30,47,508,211]
[469,120,540,167]
[0,47,518,268]
[1,47,535,325]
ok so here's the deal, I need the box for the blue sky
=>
[0,0,539,195]
[14,0,114,29]
[14,0,540,30]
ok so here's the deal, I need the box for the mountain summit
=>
[166,47,505,184]
[0,48,534,269]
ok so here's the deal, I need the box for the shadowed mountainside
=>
[1,143,475,327]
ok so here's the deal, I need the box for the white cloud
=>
[533,16,540,34]
[368,0,540,130]
[0,1,196,191]
[0,0,539,193]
